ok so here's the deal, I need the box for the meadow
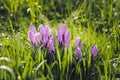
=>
[0,0,120,80]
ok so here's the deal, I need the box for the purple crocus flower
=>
[39,24,45,39]
[76,37,80,47]
[57,24,70,49]
[45,23,51,38]
[48,37,55,53]
[76,47,82,59]
[39,23,51,48]
[75,37,83,49]
[28,24,41,47]
[30,23,37,34]
[91,45,98,57]
[64,31,70,50]
[61,24,67,39]
[34,33,41,47]
[28,31,35,45]
[58,26,63,45]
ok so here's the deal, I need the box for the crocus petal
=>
[58,26,63,45]
[30,23,37,34]
[28,31,35,46]
[42,33,49,48]
[34,33,40,47]
[48,37,55,53]
[76,37,80,47]
[76,47,82,59]
[45,23,51,37]
[64,31,70,49]
[91,45,98,57]
[62,24,67,35]
[64,31,70,44]
[39,24,45,39]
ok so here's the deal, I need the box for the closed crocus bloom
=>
[64,31,70,49]
[30,23,37,34]
[48,37,55,53]
[91,45,98,57]
[58,26,63,45]
[76,47,82,59]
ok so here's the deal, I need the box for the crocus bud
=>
[91,45,98,57]
[76,47,82,59]
[48,37,55,53]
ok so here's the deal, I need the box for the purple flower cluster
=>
[58,24,70,49]
[28,23,55,53]
[75,37,98,59]
[28,23,98,58]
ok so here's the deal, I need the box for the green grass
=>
[0,0,120,80]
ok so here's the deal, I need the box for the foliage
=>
[0,0,120,80]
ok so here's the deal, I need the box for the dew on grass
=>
[0,43,3,46]
[1,33,6,37]
[118,25,120,28]
[27,8,30,13]
[18,76,21,80]
[10,13,13,17]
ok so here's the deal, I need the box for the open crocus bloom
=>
[91,45,98,57]
[58,24,70,50]
[76,47,82,59]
